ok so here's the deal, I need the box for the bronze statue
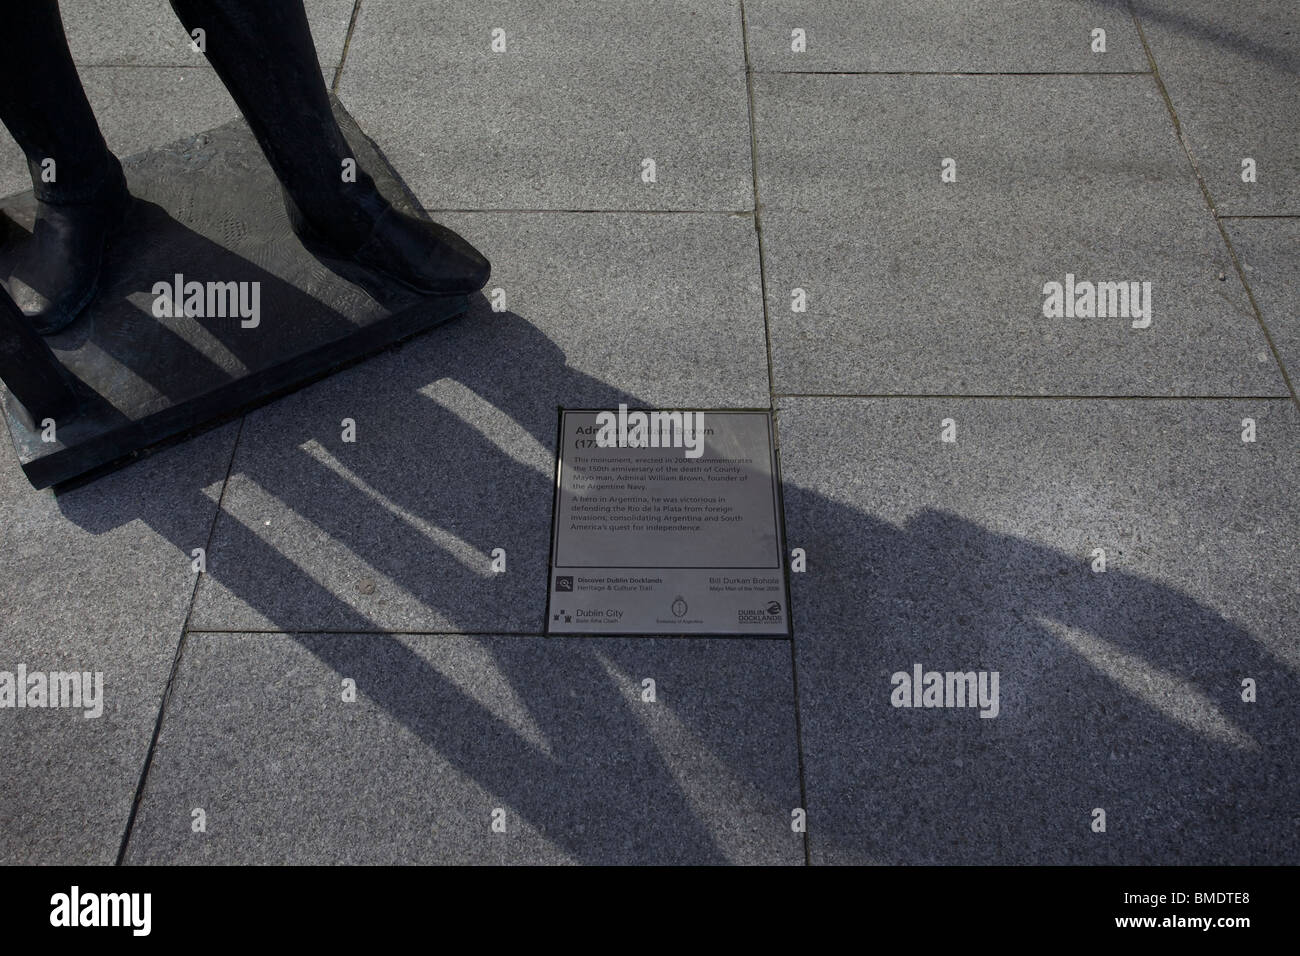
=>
[0,0,493,486]
[0,0,490,335]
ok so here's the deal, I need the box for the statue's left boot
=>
[168,0,490,297]
[278,178,491,297]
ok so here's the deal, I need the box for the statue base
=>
[0,97,469,490]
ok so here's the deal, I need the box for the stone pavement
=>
[1,0,1296,865]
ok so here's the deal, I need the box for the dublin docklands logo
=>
[738,601,783,624]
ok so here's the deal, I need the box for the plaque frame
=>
[544,406,794,638]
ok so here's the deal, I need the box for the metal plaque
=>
[547,408,790,635]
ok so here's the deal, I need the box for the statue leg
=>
[168,0,490,297]
[0,1,131,334]
[0,284,80,426]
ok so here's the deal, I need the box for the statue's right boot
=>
[0,0,131,334]
[6,157,131,334]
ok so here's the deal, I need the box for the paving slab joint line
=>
[113,415,247,866]
[1126,1,1300,412]
[180,630,798,646]
[181,628,551,637]
[421,208,758,216]
[740,1,811,867]
[770,407,812,867]
[331,0,364,92]
[68,63,213,70]
[739,3,777,407]
[773,393,1296,401]
[761,70,1153,77]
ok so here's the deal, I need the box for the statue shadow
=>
[1085,0,1299,77]
[41,259,1300,864]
